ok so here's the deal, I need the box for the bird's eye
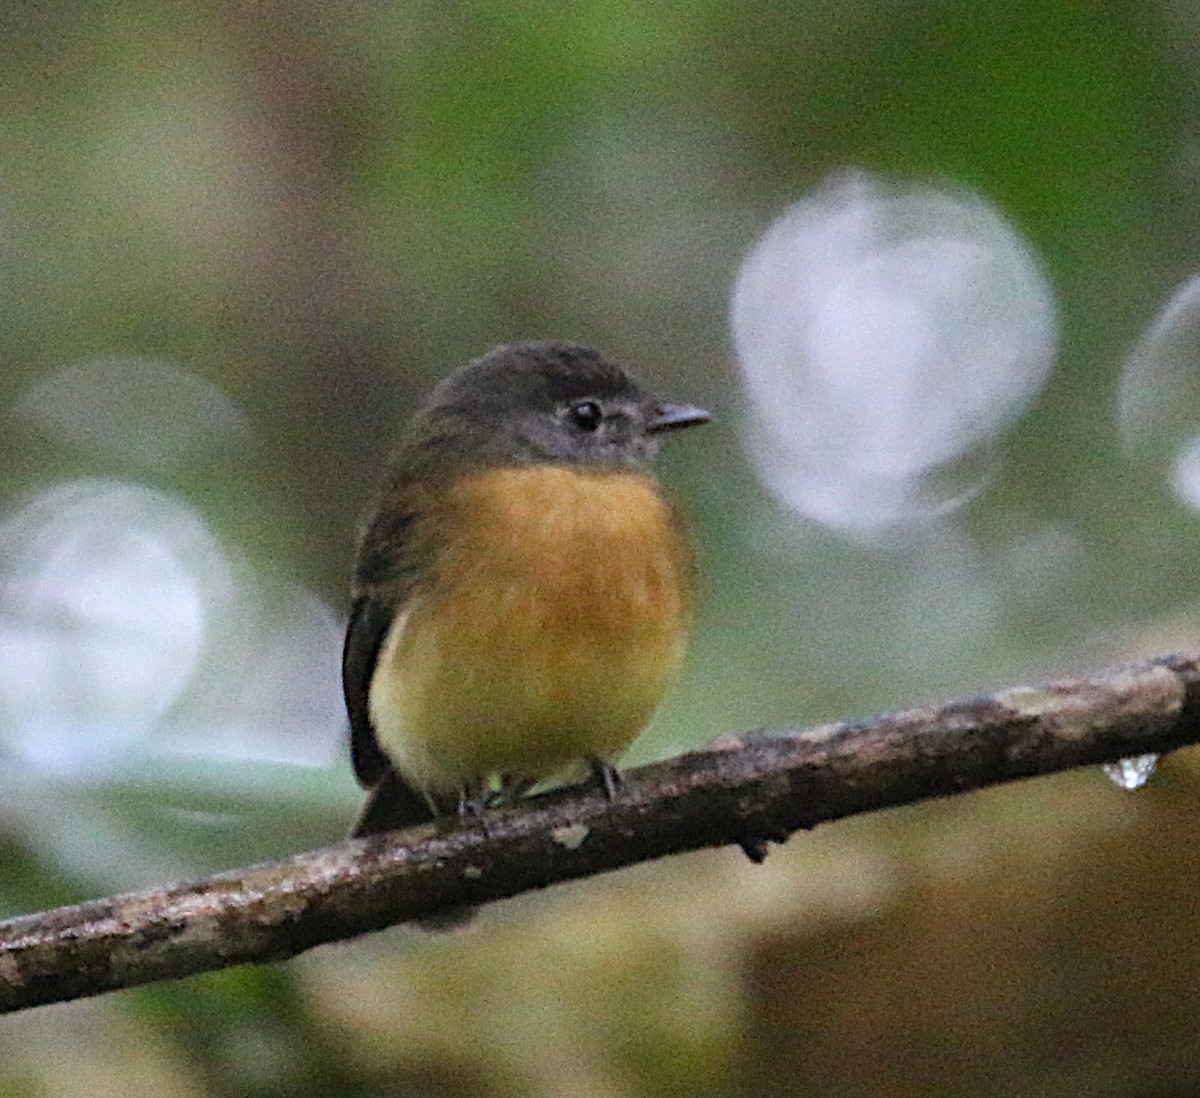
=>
[568,399,603,431]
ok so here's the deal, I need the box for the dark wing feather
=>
[342,593,437,835]
[342,595,395,788]
[342,484,441,835]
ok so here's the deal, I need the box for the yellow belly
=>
[368,465,692,796]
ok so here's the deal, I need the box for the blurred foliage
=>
[2,1,1200,1096]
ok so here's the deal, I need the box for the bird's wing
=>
[342,594,397,789]
[343,593,437,835]
[342,482,443,835]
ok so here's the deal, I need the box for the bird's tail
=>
[350,767,434,837]
[350,768,476,932]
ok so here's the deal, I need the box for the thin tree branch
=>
[3,651,1200,1014]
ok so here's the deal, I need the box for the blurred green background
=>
[3,2,1200,1095]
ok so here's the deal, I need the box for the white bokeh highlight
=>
[731,173,1057,537]
[1118,273,1200,509]
[0,479,223,770]
[12,355,251,472]
[0,358,345,779]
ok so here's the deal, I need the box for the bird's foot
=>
[455,783,492,835]
[488,774,535,807]
[588,759,623,802]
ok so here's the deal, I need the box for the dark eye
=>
[568,399,603,431]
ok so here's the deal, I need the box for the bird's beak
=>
[647,401,710,433]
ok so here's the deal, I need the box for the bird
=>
[343,340,709,868]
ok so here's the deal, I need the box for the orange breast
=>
[368,464,694,793]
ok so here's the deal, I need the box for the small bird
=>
[343,340,709,851]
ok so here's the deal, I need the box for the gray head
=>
[414,340,709,471]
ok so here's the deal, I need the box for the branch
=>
[4,651,1200,1014]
